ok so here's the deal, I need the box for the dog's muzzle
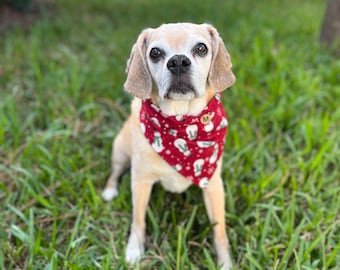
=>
[165,55,195,99]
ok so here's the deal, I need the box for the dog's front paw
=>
[125,233,144,264]
[102,187,119,201]
[125,246,143,264]
[217,253,232,270]
[219,262,232,270]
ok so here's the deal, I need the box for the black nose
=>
[167,55,191,75]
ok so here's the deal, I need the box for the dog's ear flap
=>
[206,25,236,92]
[124,29,153,99]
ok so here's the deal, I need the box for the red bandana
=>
[140,94,228,188]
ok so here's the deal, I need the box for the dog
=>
[102,22,236,269]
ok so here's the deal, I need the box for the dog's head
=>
[124,23,235,101]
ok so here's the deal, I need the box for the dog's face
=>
[145,24,213,100]
[124,23,235,101]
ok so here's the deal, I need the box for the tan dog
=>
[102,23,235,269]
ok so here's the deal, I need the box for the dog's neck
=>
[158,99,207,116]
[151,88,216,116]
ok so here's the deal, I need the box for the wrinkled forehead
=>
[148,23,211,51]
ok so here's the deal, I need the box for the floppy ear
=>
[124,29,153,99]
[206,25,236,92]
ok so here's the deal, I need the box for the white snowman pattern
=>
[174,138,191,156]
[217,117,228,130]
[174,164,183,172]
[194,159,204,177]
[199,178,209,188]
[152,131,165,153]
[204,112,215,132]
[209,144,219,164]
[186,124,198,140]
[151,117,161,127]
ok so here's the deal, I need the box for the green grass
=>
[1,0,339,269]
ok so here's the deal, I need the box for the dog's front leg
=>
[125,175,153,264]
[203,172,232,270]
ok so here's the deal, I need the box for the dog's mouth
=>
[164,81,197,100]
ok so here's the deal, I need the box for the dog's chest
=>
[158,169,192,192]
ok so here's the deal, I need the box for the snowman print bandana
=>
[140,94,228,188]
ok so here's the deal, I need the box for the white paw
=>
[101,187,118,201]
[219,263,232,270]
[218,255,232,270]
[125,246,143,264]
[125,240,144,264]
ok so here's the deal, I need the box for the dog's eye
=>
[193,43,208,56]
[149,48,163,62]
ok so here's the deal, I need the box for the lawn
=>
[0,0,339,269]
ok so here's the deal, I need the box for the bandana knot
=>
[140,94,228,188]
